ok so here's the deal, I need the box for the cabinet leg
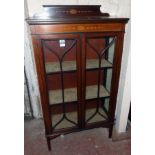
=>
[47,138,51,151]
[109,126,113,138]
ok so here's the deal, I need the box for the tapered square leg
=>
[109,126,113,138]
[47,138,51,151]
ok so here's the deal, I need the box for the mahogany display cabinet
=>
[26,5,129,150]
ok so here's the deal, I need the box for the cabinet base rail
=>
[46,121,114,151]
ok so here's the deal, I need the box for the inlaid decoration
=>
[69,9,77,15]
[55,9,94,15]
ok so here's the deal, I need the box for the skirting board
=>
[112,122,131,141]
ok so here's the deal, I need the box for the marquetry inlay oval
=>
[77,26,85,31]
[69,9,77,15]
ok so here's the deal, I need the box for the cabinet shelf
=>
[86,59,112,70]
[45,61,77,74]
[49,87,77,105]
[52,112,77,129]
[45,59,112,74]
[49,85,110,105]
[86,108,108,123]
[52,107,108,129]
[85,85,110,100]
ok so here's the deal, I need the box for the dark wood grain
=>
[30,23,125,34]
[26,5,128,25]
[26,5,129,151]
[31,36,52,134]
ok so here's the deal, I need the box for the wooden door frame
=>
[81,31,125,136]
[32,33,82,134]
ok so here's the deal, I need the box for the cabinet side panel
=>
[108,32,125,122]
[31,35,52,133]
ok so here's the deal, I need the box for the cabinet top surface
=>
[26,5,129,25]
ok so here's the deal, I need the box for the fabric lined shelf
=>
[86,59,112,69]
[49,85,110,105]
[52,111,77,129]
[45,59,112,73]
[49,87,77,105]
[45,61,77,73]
[86,107,108,123]
[52,107,108,129]
[86,85,110,100]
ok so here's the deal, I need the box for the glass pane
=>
[52,111,78,130]
[86,36,115,69]
[43,39,77,73]
[85,100,109,123]
[42,38,78,130]
[85,36,116,124]
[47,72,78,105]
[85,70,110,100]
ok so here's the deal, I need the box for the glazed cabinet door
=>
[37,34,82,132]
[81,32,122,128]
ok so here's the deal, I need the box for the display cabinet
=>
[26,5,129,150]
